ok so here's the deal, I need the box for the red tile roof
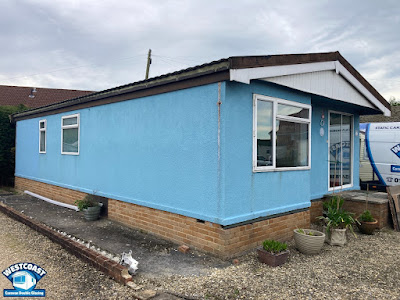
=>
[0,85,94,108]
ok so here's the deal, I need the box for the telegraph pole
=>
[145,49,152,79]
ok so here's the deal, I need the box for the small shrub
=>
[359,210,375,222]
[323,195,344,211]
[262,240,287,254]
[296,228,315,236]
[75,194,99,211]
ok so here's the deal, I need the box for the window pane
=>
[39,121,45,129]
[277,104,309,119]
[276,121,308,167]
[63,128,78,153]
[257,100,273,166]
[40,131,46,152]
[63,117,78,126]
[342,115,352,186]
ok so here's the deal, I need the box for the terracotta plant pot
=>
[293,229,325,254]
[357,219,378,235]
[257,247,289,267]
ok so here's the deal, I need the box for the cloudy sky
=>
[0,0,399,101]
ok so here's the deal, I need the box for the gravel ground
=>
[0,211,144,300]
[2,207,400,300]
[136,227,400,300]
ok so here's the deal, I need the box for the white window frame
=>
[253,94,312,172]
[61,113,80,155]
[39,119,46,154]
[327,110,354,191]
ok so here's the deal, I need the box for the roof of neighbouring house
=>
[11,51,391,122]
[0,85,93,108]
[361,105,400,123]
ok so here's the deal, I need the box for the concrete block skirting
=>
[0,201,132,285]
[15,176,310,258]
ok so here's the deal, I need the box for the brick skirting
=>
[15,176,310,257]
[15,177,86,206]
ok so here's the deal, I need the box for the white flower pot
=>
[323,227,347,246]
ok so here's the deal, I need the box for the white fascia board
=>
[230,61,336,84]
[230,60,390,117]
[334,62,391,117]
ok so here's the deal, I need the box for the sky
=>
[0,0,399,102]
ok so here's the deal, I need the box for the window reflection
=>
[276,121,308,167]
[257,100,273,166]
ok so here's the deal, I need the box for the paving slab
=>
[0,192,229,279]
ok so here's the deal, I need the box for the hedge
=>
[0,104,28,186]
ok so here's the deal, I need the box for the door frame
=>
[328,110,354,191]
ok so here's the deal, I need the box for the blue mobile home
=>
[12,52,390,256]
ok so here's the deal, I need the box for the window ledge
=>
[253,166,311,173]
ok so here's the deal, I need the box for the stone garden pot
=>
[323,227,347,246]
[257,247,289,267]
[83,205,101,221]
[293,229,325,254]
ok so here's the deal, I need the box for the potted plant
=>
[75,195,103,221]
[357,210,378,235]
[257,239,289,267]
[318,196,359,246]
[293,228,325,254]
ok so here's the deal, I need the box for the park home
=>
[11,52,390,256]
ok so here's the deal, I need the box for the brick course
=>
[108,199,310,257]
[15,177,86,206]
[15,176,310,257]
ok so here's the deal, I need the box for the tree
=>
[389,96,399,106]
[0,104,28,186]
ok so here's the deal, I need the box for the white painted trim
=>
[253,94,311,172]
[24,190,79,211]
[39,119,46,154]
[61,113,80,155]
[231,61,336,84]
[335,63,391,116]
[230,60,390,116]
[327,110,354,191]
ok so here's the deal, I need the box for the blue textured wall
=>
[15,80,361,226]
[221,81,312,224]
[16,83,224,223]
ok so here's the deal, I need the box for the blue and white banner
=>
[2,263,46,297]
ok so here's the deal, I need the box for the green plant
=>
[0,104,28,186]
[318,204,359,237]
[262,240,287,254]
[74,194,99,211]
[296,228,316,236]
[323,195,344,212]
[359,210,375,222]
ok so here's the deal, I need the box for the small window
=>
[39,120,46,153]
[61,114,79,155]
[253,94,311,172]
